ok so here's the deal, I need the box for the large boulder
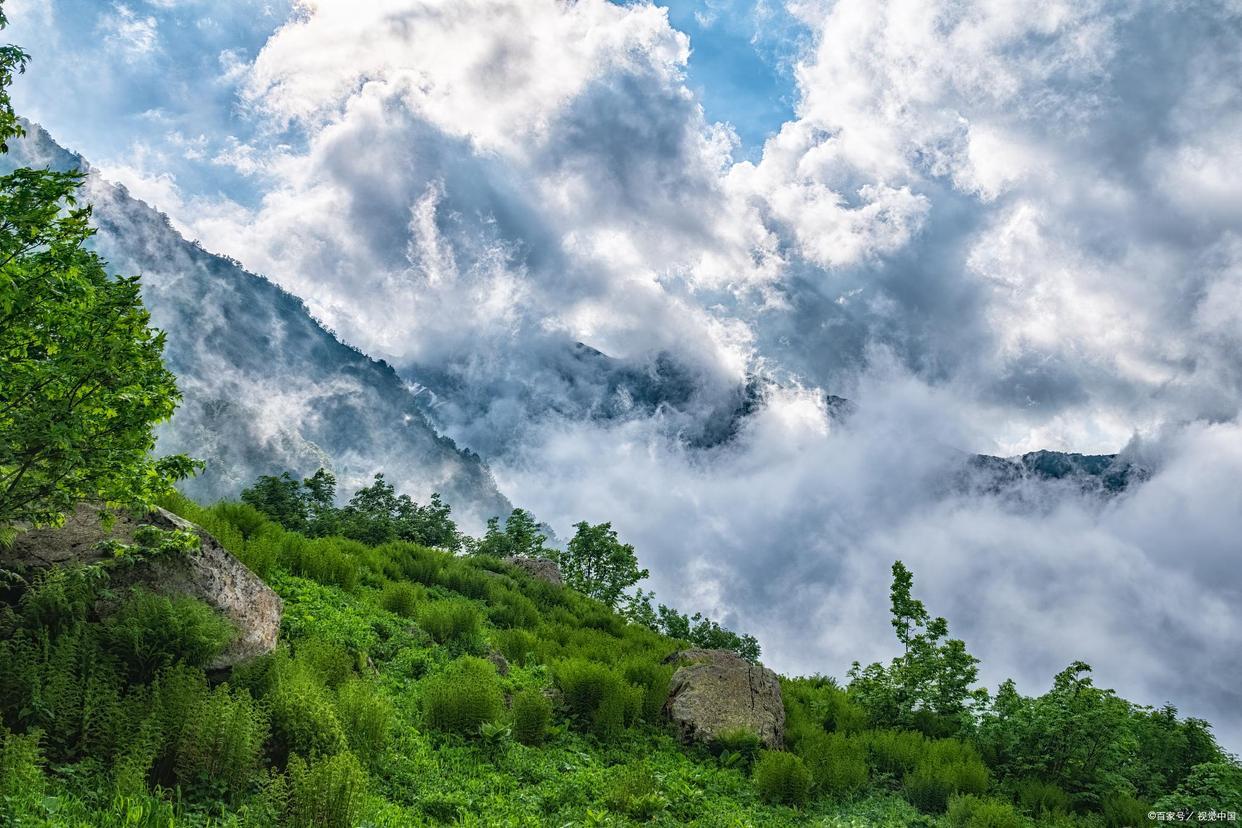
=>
[5,504,282,669]
[663,648,785,749]
[503,555,563,586]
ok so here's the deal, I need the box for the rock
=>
[503,555,563,586]
[5,503,282,669]
[486,650,510,677]
[663,648,785,749]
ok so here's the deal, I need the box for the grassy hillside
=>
[1,491,1237,827]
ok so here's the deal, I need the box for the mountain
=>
[3,122,511,528]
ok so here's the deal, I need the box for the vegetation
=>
[0,18,197,538]
[0,8,1238,826]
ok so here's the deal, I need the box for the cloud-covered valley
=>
[7,0,1241,748]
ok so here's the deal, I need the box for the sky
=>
[5,0,1242,749]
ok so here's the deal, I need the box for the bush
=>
[946,794,1027,828]
[174,683,268,800]
[864,729,927,776]
[286,750,368,828]
[603,763,669,820]
[493,628,538,667]
[1015,779,1072,817]
[418,600,483,647]
[295,637,356,689]
[713,728,764,769]
[267,661,347,763]
[422,657,504,736]
[511,688,553,746]
[208,502,269,540]
[487,589,541,629]
[800,731,869,799]
[904,744,990,813]
[622,658,673,722]
[101,589,234,682]
[1103,793,1153,828]
[335,679,393,762]
[378,581,424,618]
[0,728,45,825]
[753,750,813,807]
[554,659,641,739]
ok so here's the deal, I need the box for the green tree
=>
[475,508,547,558]
[848,561,986,736]
[301,467,340,537]
[558,521,648,608]
[0,19,197,537]
[241,472,309,533]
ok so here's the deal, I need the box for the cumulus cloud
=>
[7,0,1242,748]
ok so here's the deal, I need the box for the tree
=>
[558,521,648,608]
[474,508,548,558]
[301,467,340,537]
[0,19,197,537]
[847,561,986,736]
[240,472,308,533]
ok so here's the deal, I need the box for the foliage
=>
[421,656,505,736]
[286,750,367,828]
[101,588,234,682]
[558,521,649,608]
[849,561,987,737]
[0,27,197,534]
[2,477,1237,826]
[474,507,549,558]
[418,599,483,647]
[945,794,1027,828]
[378,580,423,618]
[511,688,553,746]
[603,763,669,820]
[754,750,813,807]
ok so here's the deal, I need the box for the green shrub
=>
[174,682,268,800]
[1102,793,1152,828]
[0,728,45,824]
[101,589,234,682]
[864,729,927,776]
[800,731,869,798]
[554,659,641,738]
[487,588,541,629]
[603,763,669,820]
[378,581,424,618]
[418,600,483,647]
[511,688,553,746]
[441,567,492,600]
[286,750,368,828]
[753,750,813,807]
[713,727,764,768]
[335,678,393,761]
[493,628,538,667]
[294,637,355,689]
[283,538,359,591]
[208,502,269,540]
[267,661,347,763]
[1015,779,1072,817]
[946,794,1027,828]
[422,656,504,736]
[904,744,990,813]
[622,658,673,722]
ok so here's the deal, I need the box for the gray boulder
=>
[5,504,282,669]
[663,648,785,749]
[503,555,563,586]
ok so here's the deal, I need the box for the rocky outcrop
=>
[504,555,563,586]
[5,504,282,669]
[663,648,785,749]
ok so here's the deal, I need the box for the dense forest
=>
[1,5,1239,826]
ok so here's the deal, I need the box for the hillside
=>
[1,490,1236,827]
[0,122,511,529]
